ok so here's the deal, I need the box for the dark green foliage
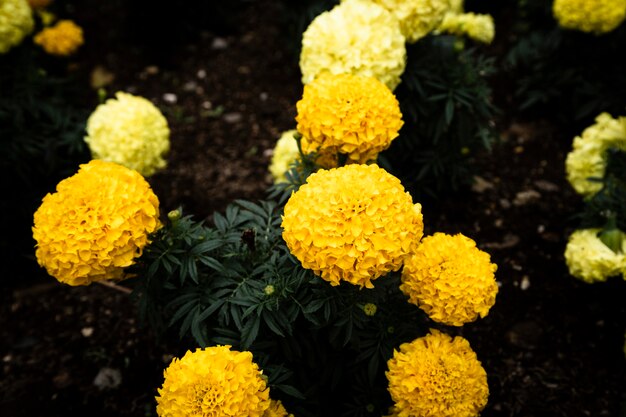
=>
[132,201,429,416]
[381,36,497,197]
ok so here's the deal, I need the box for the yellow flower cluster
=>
[438,12,495,44]
[564,228,626,283]
[269,130,300,183]
[156,346,271,417]
[553,0,626,34]
[85,92,171,177]
[32,160,161,286]
[282,164,424,289]
[300,0,406,91]
[386,330,489,417]
[0,0,34,54]
[371,0,451,43]
[401,233,498,326]
[565,112,626,196]
[296,73,404,165]
[34,19,83,56]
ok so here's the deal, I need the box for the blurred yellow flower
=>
[85,92,171,177]
[401,232,498,326]
[386,329,489,417]
[282,164,424,289]
[34,19,83,56]
[0,0,34,54]
[438,12,495,44]
[300,0,406,91]
[269,130,300,183]
[371,0,450,43]
[564,228,626,283]
[565,112,626,196]
[296,73,404,165]
[156,346,271,417]
[32,160,161,286]
[553,0,626,34]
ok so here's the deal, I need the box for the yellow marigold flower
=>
[34,19,83,56]
[553,0,626,34]
[263,399,293,417]
[300,0,406,91]
[564,228,626,283]
[296,73,404,165]
[269,130,300,183]
[27,0,51,9]
[282,164,424,289]
[0,0,34,54]
[565,113,626,196]
[363,303,377,316]
[386,329,489,417]
[85,92,171,177]
[32,160,161,286]
[401,233,498,326]
[156,346,271,417]
[371,0,451,43]
[438,12,495,44]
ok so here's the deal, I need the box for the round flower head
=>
[296,73,404,165]
[564,228,626,283]
[85,92,170,177]
[156,346,271,417]
[32,160,161,286]
[438,12,495,44]
[553,0,626,34]
[401,233,498,326]
[371,0,451,43]
[386,330,489,417]
[269,130,300,183]
[282,164,424,289]
[300,0,406,91]
[0,0,34,54]
[34,19,83,56]
[565,113,626,196]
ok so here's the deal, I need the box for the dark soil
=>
[1,1,625,417]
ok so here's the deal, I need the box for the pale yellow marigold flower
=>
[401,233,498,326]
[156,346,271,417]
[296,73,403,165]
[27,0,51,9]
[564,228,626,283]
[300,0,406,91]
[0,0,34,54]
[386,329,489,417]
[565,112,626,196]
[32,160,161,286]
[371,0,451,43]
[438,12,495,44]
[553,0,626,34]
[34,19,83,56]
[85,92,171,177]
[263,399,293,417]
[282,164,424,289]
[269,130,300,183]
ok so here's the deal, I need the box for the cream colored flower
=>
[564,228,626,283]
[0,0,34,54]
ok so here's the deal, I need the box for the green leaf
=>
[241,315,261,349]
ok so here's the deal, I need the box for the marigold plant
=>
[0,0,34,54]
[564,228,626,283]
[156,346,271,417]
[85,91,171,177]
[295,73,403,165]
[400,232,498,326]
[281,164,424,289]
[269,130,300,183]
[386,329,489,417]
[438,12,495,44]
[32,160,161,286]
[565,112,626,196]
[34,19,83,56]
[371,0,450,43]
[553,0,626,34]
[300,0,406,91]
